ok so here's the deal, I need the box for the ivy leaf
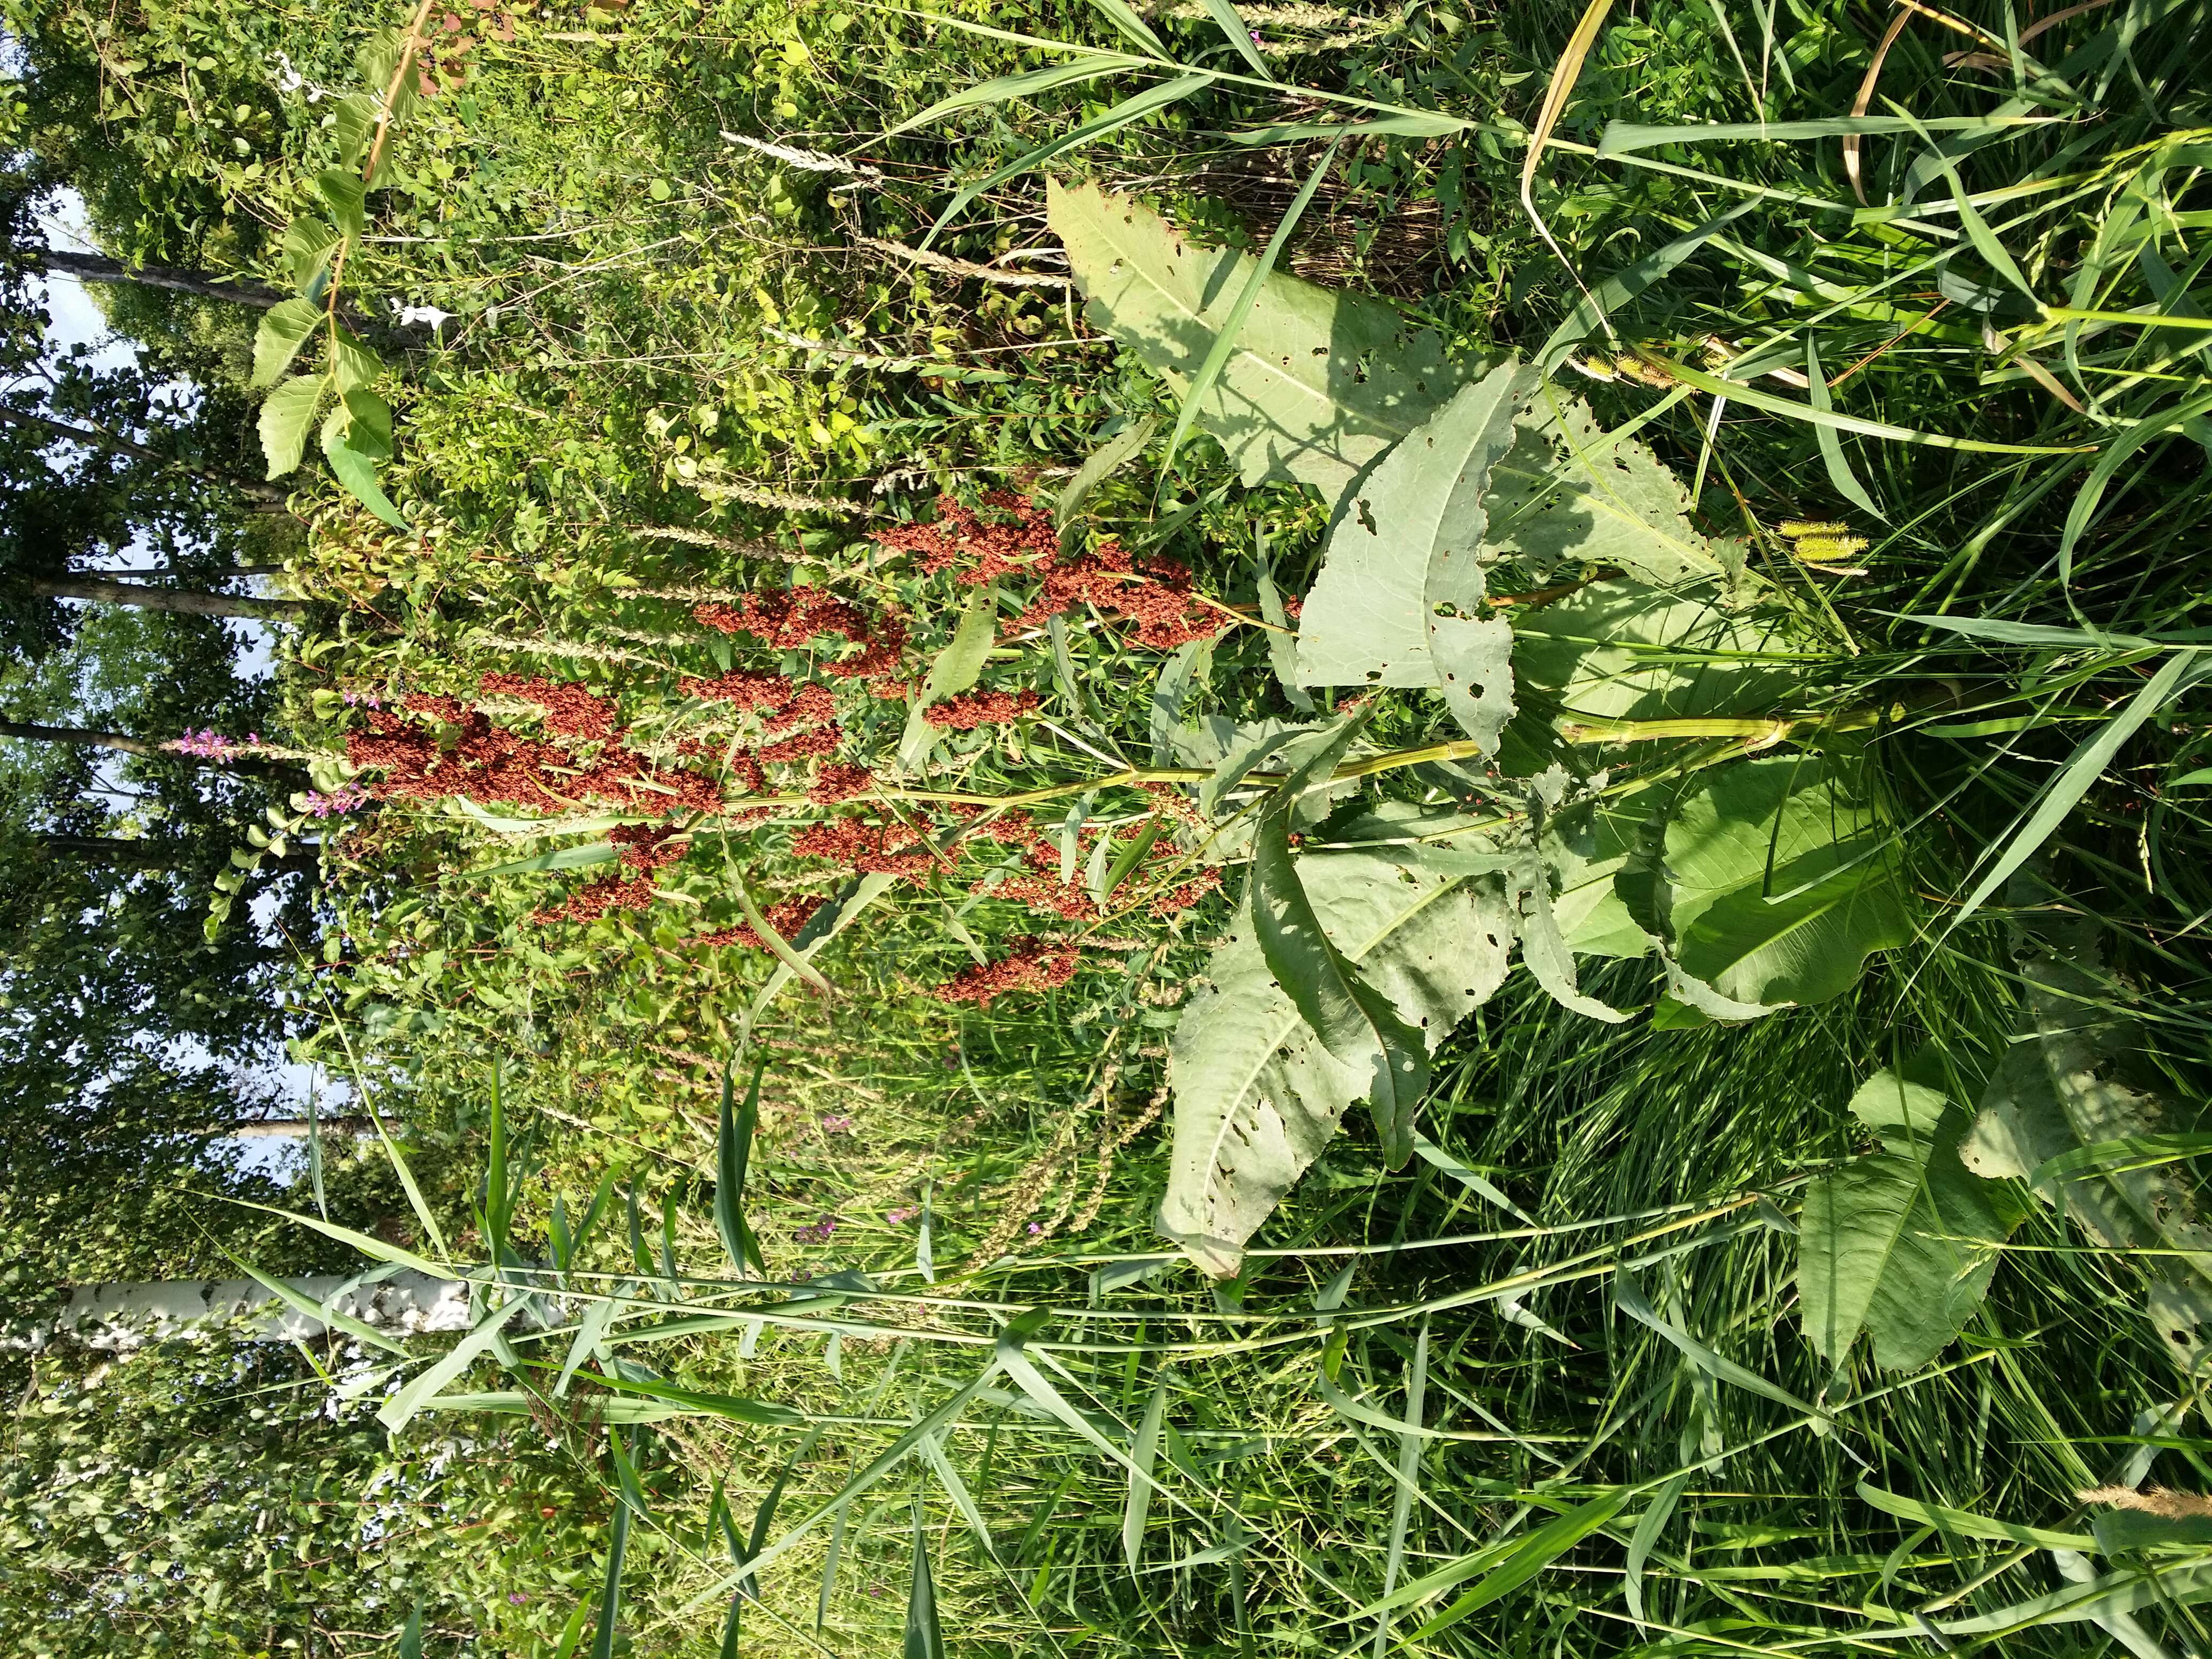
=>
[322,423,409,529]
[1049,179,1473,500]
[259,373,327,479]
[1799,1070,2005,1370]
[251,298,322,390]
[1296,360,1528,753]
[315,168,367,242]
[1159,846,1512,1275]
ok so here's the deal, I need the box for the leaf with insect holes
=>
[1484,386,1750,592]
[1251,712,1433,1165]
[1960,926,2212,1376]
[259,373,326,479]
[252,298,321,389]
[1160,845,1513,1276]
[1296,358,1529,752]
[1799,1069,2008,1369]
[1049,179,1475,499]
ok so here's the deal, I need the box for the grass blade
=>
[1624,1471,1687,1626]
[1080,0,1169,57]
[883,56,1142,138]
[1804,333,1885,520]
[1160,138,1339,481]
[920,74,1214,250]
[1409,1487,1630,1638]
[1198,0,1274,79]
[1856,1482,2094,1550]
[906,1497,946,1659]
[1372,1318,1430,1657]
[1055,416,1156,546]
[1951,652,2210,928]
[225,1250,408,1357]
[921,1430,1000,1562]
[589,1493,631,1659]
[717,1055,768,1275]
[1123,1374,1169,1576]
[377,1298,522,1433]
[1520,0,1615,324]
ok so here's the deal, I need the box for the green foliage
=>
[1799,1068,2008,1370]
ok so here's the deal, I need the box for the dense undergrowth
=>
[5,0,2212,1653]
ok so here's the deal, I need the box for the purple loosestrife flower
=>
[167,728,242,760]
[302,787,370,817]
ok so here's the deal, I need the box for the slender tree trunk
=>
[0,405,288,506]
[1,719,155,757]
[13,1269,476,1352]
[32,248,428,353]
[29,574,308,622]
[40,249,287,309]
[209,1117,372,1138]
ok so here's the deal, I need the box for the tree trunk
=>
[0,405,288,506]
[1,719,156,757]
[29,574,309,622]
[41,249,288,309]
[33,248,428,353]
[209,1117,373,1138]
[33,835,319,874]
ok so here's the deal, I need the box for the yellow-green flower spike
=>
[1792,534,1870,561]
[1778,519,1849,538]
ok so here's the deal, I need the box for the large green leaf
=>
[1250,713,1433,1166]
[251,298,322,390]
[1504,580,1810,750]
[1295,361,1528,753]
[1960,929,2212,1376]
[1159,847,1513,1276]
[1048,179,1473,498]
[1485,387,1750,591]
[1661,754,1915,1007]
[258,373,327,480]
[1799,1070,2007,1370]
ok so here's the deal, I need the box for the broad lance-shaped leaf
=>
[1160,846,1512,1276]
[1295,360,1526,753]
[259,373,326,480]
[899,580,998,770]
[1484,386,1751,593]
[1660,754,1914,1007]
[1960,929,2212,1376]
[251,298,321,389]
[1049,178,1473,499]
[1251,712,1432,1167]
[1799,1070,2007,1371]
